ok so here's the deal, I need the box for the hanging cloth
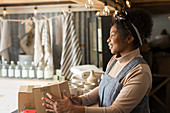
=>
[60,13,82,80]
[34,19,45,66]
[49,18,53,49]
[55,15,64,45]
[34,18,54,69]
[0,19,11,62]
[42,19,53,68]
[53,15,64,69]
[19,20,34,55]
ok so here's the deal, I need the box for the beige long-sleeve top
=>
[80,48,152,113]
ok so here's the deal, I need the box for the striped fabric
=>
[60,13,82,80]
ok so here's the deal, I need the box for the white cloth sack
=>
[19,20,34,55]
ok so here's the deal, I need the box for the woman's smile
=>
[108,43,113,50]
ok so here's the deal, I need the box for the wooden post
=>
[166,79,170,113]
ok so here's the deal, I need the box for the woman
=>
[42,8,153,113]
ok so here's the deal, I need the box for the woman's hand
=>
[41,91,75,113]
[70,94,82,106]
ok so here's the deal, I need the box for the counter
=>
[0,78,56,113]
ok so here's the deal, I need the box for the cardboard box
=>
[18,85,40,113]
[33,81,70,113]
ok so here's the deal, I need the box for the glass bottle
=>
[22,61,29,79]
[44,62,53,80]
[29,61,36,79]
[1,61,8,77]
[37,62,44,79]
[15,61,22,78]
[8,61,15,78]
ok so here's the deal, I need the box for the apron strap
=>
[105,59,117,74]
[117,57,147,80]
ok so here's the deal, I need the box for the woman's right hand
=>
[70,94,82,106]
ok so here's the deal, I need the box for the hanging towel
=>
[53,15,64,69]
[49,18,53,49]
[42,20,53,68]
[60,13,82,80]
[55,15,64,45]
[49,18,54,68]
[0,19,11,62]
[34,19,44,66]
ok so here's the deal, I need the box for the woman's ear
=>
[127,36,134,44]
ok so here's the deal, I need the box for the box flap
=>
[19,85,40,93]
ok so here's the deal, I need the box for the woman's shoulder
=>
[122,63,152,95]
[125,63,152,82]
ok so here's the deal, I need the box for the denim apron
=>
[99,57,150,113]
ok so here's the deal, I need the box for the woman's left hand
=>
[41,90,75,113]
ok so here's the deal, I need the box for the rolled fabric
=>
[70,65,104,80]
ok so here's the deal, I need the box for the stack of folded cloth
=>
[70,65,104,80]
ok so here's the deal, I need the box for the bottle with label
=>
[37,62,44,79]
[8,61,15,78]
[29,62,36,79]
[0,61,2,77]
[15,61,22,78]
[44,62,53,80]
[1,61,8,77]
[22,61,29,79]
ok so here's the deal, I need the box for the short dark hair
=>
[112,8,153,48]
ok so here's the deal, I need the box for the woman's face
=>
[107,25,130,56]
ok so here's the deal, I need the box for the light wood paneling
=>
[72,0,115,10]
[0,0,115,11]
[0,0,72,4]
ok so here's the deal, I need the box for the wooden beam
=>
[0,1,76,7]
[0,0,116,11]
[131,0,170,3]
[0,0,72,4]
[132,1,170,7]
[71,0,115,10]
[131,1,170,14]
[97,0,117,7]
[152,95,166,108]
[167,80,170,113]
